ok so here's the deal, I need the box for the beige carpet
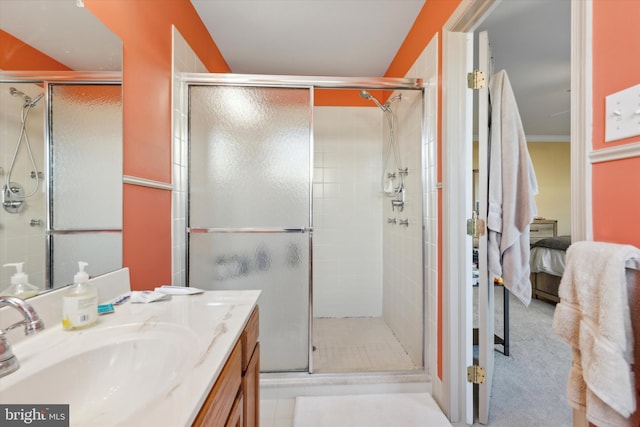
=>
[470,288,572,426]
[292,393,451,427]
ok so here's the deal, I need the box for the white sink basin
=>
[0,322,199,426]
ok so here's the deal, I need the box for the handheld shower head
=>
[359,90,373,100]
[9,87,43,107]
[9,87,26,99]
[359,90,389,112]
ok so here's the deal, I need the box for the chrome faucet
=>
[0,296,45,377]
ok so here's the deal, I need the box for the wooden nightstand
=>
[530,219,557,244]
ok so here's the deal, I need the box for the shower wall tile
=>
[171,27,206,286]
[313,107,383,318]
[381,86,425,367]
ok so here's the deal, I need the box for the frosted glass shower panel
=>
[50,84,122,230]
[189,232,309,372]
[189,86,311,228]
[188,84,312,373]
[51,232,122,288]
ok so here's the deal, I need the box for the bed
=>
[529,235,571,303]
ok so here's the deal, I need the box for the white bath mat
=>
[292,393,451,427]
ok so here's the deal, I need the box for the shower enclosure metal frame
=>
[181,73,424,374]
[1,71,123,290]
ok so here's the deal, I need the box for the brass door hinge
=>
[467,365,486,384]
[466,213,485,238]
[467,70,486,90]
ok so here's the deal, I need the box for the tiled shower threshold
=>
[260,371,431,400]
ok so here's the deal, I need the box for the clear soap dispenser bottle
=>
[62,261,98,330]
[1,262,40,298]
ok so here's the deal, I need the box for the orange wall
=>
[85,0,229,290]
[0,30,71,71]
[591,1,640,247]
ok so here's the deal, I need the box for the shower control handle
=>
[391,200,404,212]
[398,219,409,227]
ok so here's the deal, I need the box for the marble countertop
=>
[1,286,260,426]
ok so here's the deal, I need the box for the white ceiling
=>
[0,0,121,71]
[190,0,425,77]
[476,0,571,139]
[0,0,570,138]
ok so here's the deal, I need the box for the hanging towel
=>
[552,241,640,427]
[487,70,538,306]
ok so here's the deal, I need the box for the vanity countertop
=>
[0,288,260,427]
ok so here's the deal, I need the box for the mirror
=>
[0,1,123,295]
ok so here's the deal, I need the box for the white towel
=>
[487,70,538,306]
[552,241,640,426]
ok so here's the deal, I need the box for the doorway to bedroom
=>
[469,0,572,425]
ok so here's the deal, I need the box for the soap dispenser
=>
[1,262,40,298]
[62,261,98,330]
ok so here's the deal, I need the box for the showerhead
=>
[359,90,389,112]
[359,90,373,100]
[9,87,26,98]
[9,87,44,107]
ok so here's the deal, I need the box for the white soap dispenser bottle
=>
[62,261,98,330]
[1,262,40,298]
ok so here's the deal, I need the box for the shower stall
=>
[183,74,425,375]
[0,75,122,291]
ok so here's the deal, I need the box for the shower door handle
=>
[189,227,312,234]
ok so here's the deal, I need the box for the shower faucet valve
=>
[391,200,404,212]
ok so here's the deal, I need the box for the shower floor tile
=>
[312,317,419,373]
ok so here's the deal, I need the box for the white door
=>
[476,30,495,425]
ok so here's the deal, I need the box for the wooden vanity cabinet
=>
[241,308,260,427]
[193,306,260,427]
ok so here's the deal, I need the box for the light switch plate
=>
[605,83,640,142]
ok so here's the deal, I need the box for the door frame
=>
[439,0,592,423]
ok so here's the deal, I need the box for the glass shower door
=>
[50,83,123,288]
[188,85,312,372]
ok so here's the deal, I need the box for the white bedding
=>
[530,246,566,277]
